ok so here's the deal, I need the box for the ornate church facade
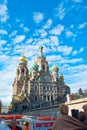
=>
[9,46,70,112]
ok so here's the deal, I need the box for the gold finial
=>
[18,52,28,62]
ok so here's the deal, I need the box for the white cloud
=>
[19,24,29,33]
[50,36,59,45]
[0,39,6,46]
[24,27,29,32]
[57,45,73,55]
[0,54,18,105]
[26,38,33,44]
[78,22,87,29]
[56,2,66,20]
[79,47,84,53]
[63,65,87,92]
[72,50,78,56]
[66,30,74,38]
[38,38,50,46]
[33,12,44,23]
[72,47,84,56]
[66,58,83,64]
[0,96,12,106]
[0,4,9,22]
[49,24,64,35]
[13,35,25,44]
[47,54,83,64]
[9,30,17,37]
[0,29,8,35]
[34,29,47,38]
[43,19,52,29]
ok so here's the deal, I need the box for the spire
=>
[39,45,43,57]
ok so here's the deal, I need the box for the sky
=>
[0,0,87,106]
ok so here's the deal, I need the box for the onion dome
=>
[31,63,39,70]
[51,65,59,72]
[18,53,28,62]
[29,71,32,76]
[39,45,43,50]
[60,74,64,79]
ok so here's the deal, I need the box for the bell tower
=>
[34,45,49,72]
[13,53,29,95]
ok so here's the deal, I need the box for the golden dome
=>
[51,65,59,72]
[18,53,28,62]
[60,74,64,79]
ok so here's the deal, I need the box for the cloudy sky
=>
[0,0,87,106]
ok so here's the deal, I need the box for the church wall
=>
[11,46,71,112]
[22,97,87,117]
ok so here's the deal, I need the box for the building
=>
[9,46,70,112]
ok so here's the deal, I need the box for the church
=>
[9,46,70,112]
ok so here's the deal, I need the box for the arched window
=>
[44,95,46,101]
[47,95,49,101]
[35,96,37,101]
[21,69,24,75]
[42,64,45,71]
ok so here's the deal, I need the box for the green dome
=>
[52,65,59,72]
[31,63,39,70]
[39,45,43,50]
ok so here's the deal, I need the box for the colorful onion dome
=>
[18,53,28,62]
[51,65,59,72]
[60,74,64,79]
[31,63,39,70]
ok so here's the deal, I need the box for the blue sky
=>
[0,0,87,106]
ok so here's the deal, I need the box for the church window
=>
[21,69,24,75]
[42,64,45,71]
[35,95,37,101]
[47,95,49,101]
[47,86,49,91]
[51,96,53,100]
[44,95,46,101]
[35,86,37,90]
[43,86,46,90]
[50,86,52,91]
